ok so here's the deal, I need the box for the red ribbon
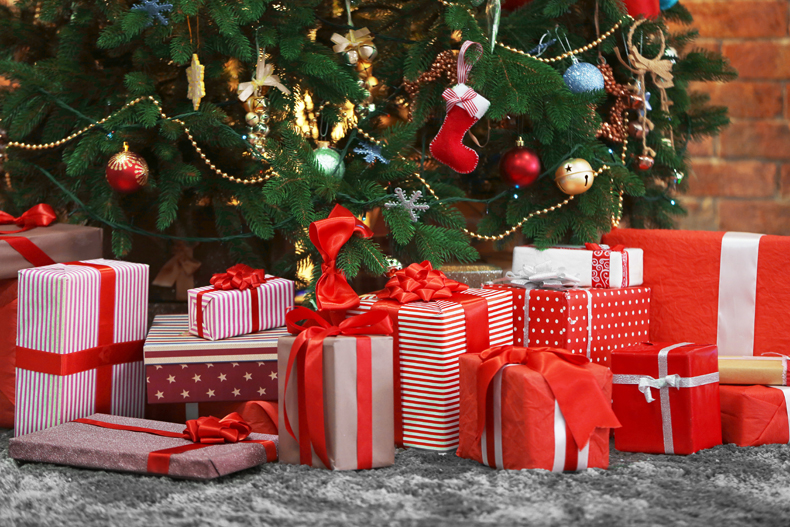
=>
[310,204,373,315]
[74,412,277,475]
[376,261,468,303]
[283,306,393,469]
[196,264,268,339]
[372,261,487,447]
[475,346,621,460]
[584,243,628,288]
[0,204,58,267]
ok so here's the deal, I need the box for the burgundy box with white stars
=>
[144,314,285,404]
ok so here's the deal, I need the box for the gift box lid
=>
[145,314,289,365]
[611,342,719,378]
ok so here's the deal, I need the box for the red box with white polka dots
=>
[483,285,651,368]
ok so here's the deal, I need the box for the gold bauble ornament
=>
[554,158,595,195]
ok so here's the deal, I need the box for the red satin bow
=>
[283,306,393,468]
[0,204,57,234]
[476,345,620,449]
[183,412,252,444]
[310,204,373,312]
[585,243,625,252]
[377,260,468,304]
[442,87,478,117]
[209,264,267,291]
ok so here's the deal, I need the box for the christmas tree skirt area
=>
[2,429,790,526]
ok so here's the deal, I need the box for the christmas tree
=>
[0,0,735,290]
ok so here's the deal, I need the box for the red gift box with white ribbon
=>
[612,342,722,455]
[602,228,790,357]
[483,285,651,368]
[457,346,619,471]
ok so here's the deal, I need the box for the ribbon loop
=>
[310,204,373,312]
[0,204,57,234]
[210,264,267,291]
[457,40,483,85]
[442,86,479,117]
[238,54,291,102]
[637,374,681,403]
[376,261,468,304]
[183,412,252,444]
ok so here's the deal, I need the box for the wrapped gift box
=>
[719,356,788,386]
[146,400,278,435]
[15,259,148,436]
[0,222,102,429]
[612,342,722,455]
[602,228,790,357]
[349,287,513,451]
[720,385,790,447]
[457,346,618,471]
[511,245,643,289]
[145,314,284,405]
[483,285,651,368]
[278,330,394,470]
[188,274,294,341]
[8,413,277,480]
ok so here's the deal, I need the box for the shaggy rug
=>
[1,429,790,526]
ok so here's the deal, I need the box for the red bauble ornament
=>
[502,0,533,10]
[623,0,660,19]
[105,142,149,193]
[499,138,541,187]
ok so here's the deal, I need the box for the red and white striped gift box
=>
[349,288,512,451]
[484,285,651,368]
[188,276,294,341]
[15,259,148,436]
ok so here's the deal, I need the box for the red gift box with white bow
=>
[611,342,722,455]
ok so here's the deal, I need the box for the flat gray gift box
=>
[278,335,394,470]
[8,413,278,480]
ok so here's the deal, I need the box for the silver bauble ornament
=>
[245,112,260,126]
[563,61,605,94]
[254,123,270,137]
[358,43,377,63]
[343,49,360,66]
[313,141,346,179]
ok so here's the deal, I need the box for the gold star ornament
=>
[186,54,206,111]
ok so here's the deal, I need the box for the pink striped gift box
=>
[349,287,513,451]
[15,259,149,437]
[145,314,286,405]
[187,276,294,341]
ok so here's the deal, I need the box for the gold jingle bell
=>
[554,158,595,195]
[246,95,269,114]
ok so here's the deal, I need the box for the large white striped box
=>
[349,288,512,451]
[15,259,149,437]
[188,276,294,341]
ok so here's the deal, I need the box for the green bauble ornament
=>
[313,141,345,178]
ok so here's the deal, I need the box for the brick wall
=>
[675,0,790,234]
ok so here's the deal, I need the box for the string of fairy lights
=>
[5,4,631,240]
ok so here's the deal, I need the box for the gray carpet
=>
[2,428,789,527]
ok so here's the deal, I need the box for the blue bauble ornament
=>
[660,0,679,9]
[563,61,605,94]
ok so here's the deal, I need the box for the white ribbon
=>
[331,27,372,54]
[769,386,790,443]
[238,54,291,103]
[481,365,587,471]
[717,232,763,356]
[499,262,581,290]
[584,290,593,360]
[612,343,720,454]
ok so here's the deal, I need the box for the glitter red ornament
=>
[105,142,149,193]
[502,0,533,9]
[499,138,541,187]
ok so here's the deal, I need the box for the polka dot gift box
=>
[483,285,651,368]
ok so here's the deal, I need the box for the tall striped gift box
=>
[349,287,513,451]
[145,314,285,405]
[188,274,294,341]
[15,259,148,437]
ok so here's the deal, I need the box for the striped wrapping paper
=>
[15,259,149,436]
[145,314,286,404]
[187,276,294,341]
[349,288,513,450]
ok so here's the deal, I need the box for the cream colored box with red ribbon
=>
[511,245,643,289]
[602,228,790,357]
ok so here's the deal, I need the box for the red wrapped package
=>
[612,342,722,454]
[720,385,790,447]
[0,279,17,428]
[602,229,790,357]
[483,284,650,368]
[457,346,619,471]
